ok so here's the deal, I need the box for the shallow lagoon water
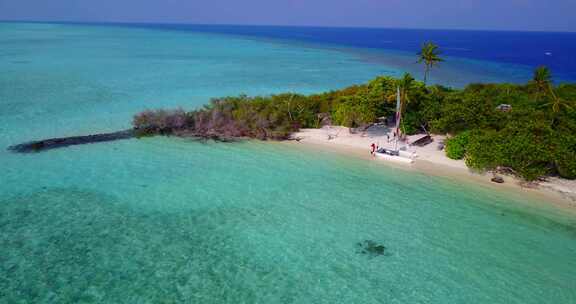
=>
[1,23,576,303]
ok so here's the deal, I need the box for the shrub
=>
[133,109,187,135]
[401,111,422,135]
[445,131,471,160]
[465,124,553,181]
[554,135,576,179]
[332,97,378,128]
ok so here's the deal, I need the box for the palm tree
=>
[529,66,573,114]
[544,88,573,127]
[417,42,444,84]
[531,66,552,100]
[544,89,573,114]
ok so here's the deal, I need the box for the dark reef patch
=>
[356,240,390,258]
[7,129,135,153]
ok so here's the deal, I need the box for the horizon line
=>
[1,19,575,34]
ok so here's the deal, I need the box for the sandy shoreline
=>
[288,126,576,210]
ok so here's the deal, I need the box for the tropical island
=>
[9,42,576,195]
[132,61,575,183]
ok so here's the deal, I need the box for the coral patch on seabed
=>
[356,240,390,258]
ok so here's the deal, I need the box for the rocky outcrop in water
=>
[7,130,135,153]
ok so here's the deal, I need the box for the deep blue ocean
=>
[60,22,576,83]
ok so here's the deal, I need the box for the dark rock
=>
[411,135,433,147]
[7,130,135,153]
[491,176,505,184]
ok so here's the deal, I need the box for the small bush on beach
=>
[445,131,470,160]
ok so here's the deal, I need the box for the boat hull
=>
[374,151,414,163]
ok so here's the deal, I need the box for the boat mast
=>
[394,86,401,151]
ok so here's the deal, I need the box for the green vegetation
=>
[134,67,575,181]
[417,42,444,84]
[445,131,471,160]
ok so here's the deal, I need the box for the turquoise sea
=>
[1,23,576,303]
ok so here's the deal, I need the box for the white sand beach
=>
[290,126,576,208]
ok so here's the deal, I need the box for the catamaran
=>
[374,86,415,163]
